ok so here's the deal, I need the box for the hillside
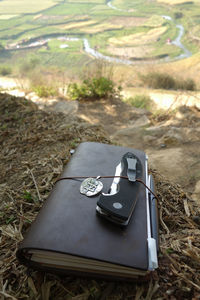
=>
[0,93,200,299]
[26,86,200,201]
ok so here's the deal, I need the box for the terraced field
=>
[0,0,199,73]
[0,0,58,14]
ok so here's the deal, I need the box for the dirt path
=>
[77,98,200,203]
[0,75,199,201]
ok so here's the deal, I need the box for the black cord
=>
[55,175,158,199]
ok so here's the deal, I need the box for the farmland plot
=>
[0,0,58,15]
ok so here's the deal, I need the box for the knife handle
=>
[97,152,143,225]
[97,179,140,222]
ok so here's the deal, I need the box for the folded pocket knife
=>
[96,152,143,226]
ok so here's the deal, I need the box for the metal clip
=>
[126,157,137,182]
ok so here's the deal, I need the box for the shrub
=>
[174,12,183,19]
[142,72,176,89]
[0,66,12,76]
[177,78,196,91]
[185,79,196,91]
[67,76,119,100]
[126,94,153,111]
[141,72,196,91]
[33,85,58,98]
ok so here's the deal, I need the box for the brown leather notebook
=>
[17,142,158,280]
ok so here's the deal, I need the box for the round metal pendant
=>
[80,178,103,197]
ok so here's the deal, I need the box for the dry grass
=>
[0,15,18,20]
[95,54,200,90]
[157,0,199,4]
[144,15,165,28]
[0,0,56,15]
[0,93,200,299]
[60,19,97,30]
[83,23,122,34]
[106,45,155,59]
[109,27,167,46]
[109,16,147,27]
[68,0,104,3]
[126,59,200,90]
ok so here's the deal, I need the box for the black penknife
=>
[96,152,143,226]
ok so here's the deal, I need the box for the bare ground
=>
[77,97,200,201]
[0,93,200,299]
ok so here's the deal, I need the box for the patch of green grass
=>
[182,34,200,54]
[114,0,168,16]
[33,84,58,97]
[166,248,174,254]
[38,47,89,69]
[23,190,33,202]
[147,21,181,58]
[11,40,84,72]
[23,190,39,203]
[91,5,130,17]
[6,215,16,224]
[45,2,96,16]
[88,30,115,50]
[47,39,80,52]
[125,94,153,110]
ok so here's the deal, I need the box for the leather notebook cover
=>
[17,142,150,279]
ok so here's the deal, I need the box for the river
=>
[162,15,191,59]
[6,1,191,65]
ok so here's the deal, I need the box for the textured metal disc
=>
[80,178,103,197]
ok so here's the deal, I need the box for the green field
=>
[0,0,59,14]
[0,0,199,76]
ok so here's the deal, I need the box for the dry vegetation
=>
[0,93,200,299]
[68,0,104,3]
[60,20,97,30]
[106,45,154,59]
[83,23,123,34]
[109,27,167,46]
[157,0,199,4]
[112,58,200,91]
[0,0,56,15]
[108,16,147,27]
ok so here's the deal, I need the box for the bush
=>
[0,66,12,76]
[126,94,153,111]
[141,72,196,91]
[177,78,196,91]
[142,72,176,89]
[185,79,196,91]
[174,12,183,19]
[33,85,58,98]
[67,76,119,100]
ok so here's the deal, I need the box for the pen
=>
[149,175,159,252]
